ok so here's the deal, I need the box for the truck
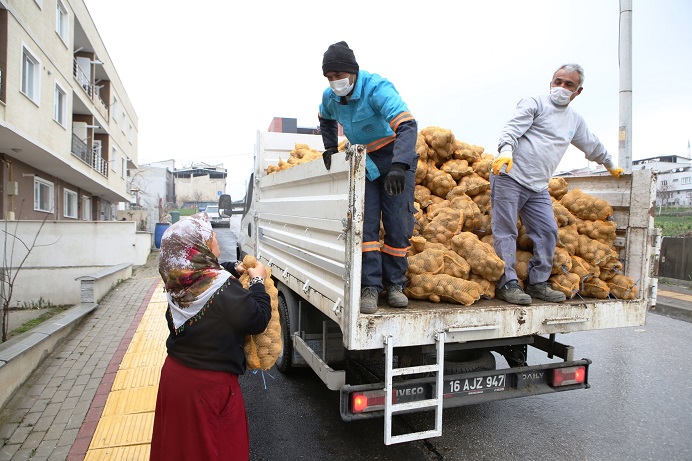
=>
[220,130,659,445]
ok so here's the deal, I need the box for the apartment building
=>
[0,0,137,222]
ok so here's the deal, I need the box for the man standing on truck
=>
[318,41,418,314]
[491,63,624,305]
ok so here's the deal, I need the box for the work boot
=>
[526,281,567,303]
[496,281,532,305]
[360,286,379,314]
[387,284,408,308]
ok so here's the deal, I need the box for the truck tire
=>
[441,350,496,375]
[274,294,293,374]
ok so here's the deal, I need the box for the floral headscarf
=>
[158,213,231,330]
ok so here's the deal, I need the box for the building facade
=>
[173,163,227,210]
[0,0,138,222]
[633,155,692,207]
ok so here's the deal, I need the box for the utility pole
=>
[619,0,633,173]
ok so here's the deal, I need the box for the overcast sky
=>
[84,0,692,199]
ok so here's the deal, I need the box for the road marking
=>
[658,290,692,303]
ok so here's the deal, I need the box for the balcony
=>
[73,58,109,120]
[72,133,109,177]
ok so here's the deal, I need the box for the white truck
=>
[221,130,659,445]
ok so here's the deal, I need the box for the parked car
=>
[204,205,230,228]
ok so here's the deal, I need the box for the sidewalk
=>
[651,277,692,322]
[0,252,160,461]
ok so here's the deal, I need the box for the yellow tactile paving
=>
[658,290,692,303]
[85,281,167,461]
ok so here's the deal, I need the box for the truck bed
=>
[246,135,657,351]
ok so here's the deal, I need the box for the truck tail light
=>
[351,390,387,413]
[551,366,586,387]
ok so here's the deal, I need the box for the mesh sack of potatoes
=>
[448,193,482,232]
[428,199,452,214]
[560,188,614,221]
[471,153,494,181]
[415,157,428,185]
[454,140,484,163]
[470,273,495,299]
[238,255,282,371]
[552,246,573,274]
[477,214,492,237]
[570,255,601,280]
[451,232,505,281]
[548,177,569,200]
[406,249,445,276]
[442,251,471,279]
[515,250,534,281]
[422,207,462,247]
[576,234,615,266]
[415,133,430,162]
[452,172,490,197]
[517,221,534,250]
[557,223,579,255]
[421,126,456,166]
[472,190,491,214]
[405,273,482,305]
[575,217,617,245]
[423,163,456,198]
[549,271,580,298]
[266,143,322,174]
[553,200,576,227]
[441,158,473,181]
[414,185,433,209]
[409,235,447,256]
[607,274,637,300]
[598,257,624,281]
[580,277,610,299]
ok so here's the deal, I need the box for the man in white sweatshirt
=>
[491,64,624,305]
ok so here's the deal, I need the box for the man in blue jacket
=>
[491,64,624,305]
[318,41,418,314]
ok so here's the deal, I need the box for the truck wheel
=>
[442,350,496,375]
[275,294,293,374]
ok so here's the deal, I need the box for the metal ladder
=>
[383,332,446,445]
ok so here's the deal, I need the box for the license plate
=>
[445,374,506,397]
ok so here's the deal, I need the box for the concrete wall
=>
[0,220,151,306]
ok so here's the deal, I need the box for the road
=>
[219,216,692,461]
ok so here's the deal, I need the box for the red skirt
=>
[150,356,249,461]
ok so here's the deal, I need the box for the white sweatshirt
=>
[497,94,615,192]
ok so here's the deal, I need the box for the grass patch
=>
[6,306,71,339]
[654,215,692,237]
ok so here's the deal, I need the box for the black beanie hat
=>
[322,41,359,76]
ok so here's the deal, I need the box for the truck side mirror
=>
[219,194,232,210]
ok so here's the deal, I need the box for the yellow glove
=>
[607,167,624,178]
[492,152,513,175]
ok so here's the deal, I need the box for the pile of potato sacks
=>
[265,126,638,306]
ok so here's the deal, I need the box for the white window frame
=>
[682,177,691,185]
[128,123,134,144]
[121,157,126,179]
[64,188,78,218]
[21,44,41,104]
[56,0,69,44]
[121,113,126,133]
[34,177,54,213]
[54,81,67,126]
[111,147,117,172]
[82,196,92,220]
[111,95,119,122]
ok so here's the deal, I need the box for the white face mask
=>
[550,86,573,106]
[330,77,354,97]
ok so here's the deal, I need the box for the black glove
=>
[322,147,339,171]
[384,163,407,196]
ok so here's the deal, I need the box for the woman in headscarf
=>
[151,213,270,461]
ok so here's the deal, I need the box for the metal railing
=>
[73,58,93,98]
[71,133,108,177]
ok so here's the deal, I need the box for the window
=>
[21,46,40,103]
[121,157,126,178]
[54,81,67,126]
[683,177,691,185]
[111,147,117,172]
[34,178,54,213]
[56,1,69,43]
[64,188,78,218]
[121,113,126,133]
[34,0,42,8]
[111,95,119,122]
[82,196,92,220]
[128,123,133,144]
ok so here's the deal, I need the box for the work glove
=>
[492,150,513,175]
[607,167,624,178]
[384,163,407,196]
[322,147,339,171]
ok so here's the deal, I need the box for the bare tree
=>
[1,210,56,342]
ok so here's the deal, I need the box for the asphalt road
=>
[220,216,692,461]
